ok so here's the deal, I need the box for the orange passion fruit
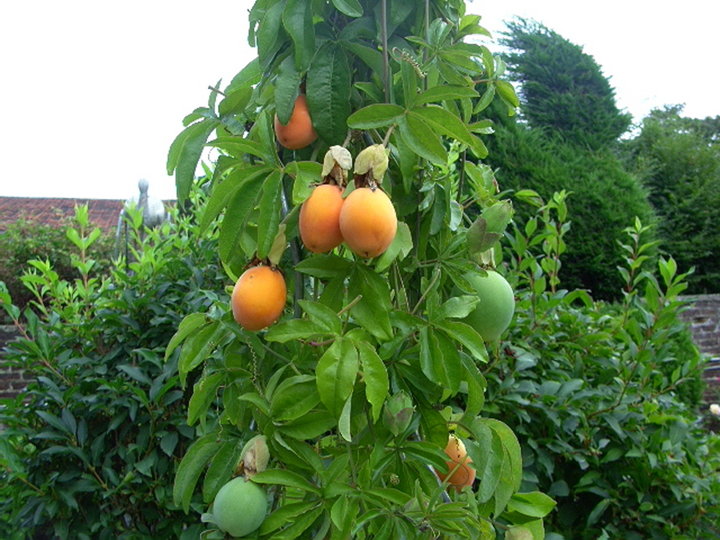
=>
[299,184,345,253]
[231,265,286,331]
[274,95,318,150]
[339,187,397,258]
[436,435,476,490]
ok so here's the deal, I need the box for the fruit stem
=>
[337,294,363,317]
[380,0,390,102]
[381,124,396,147]
[208,84,227,98]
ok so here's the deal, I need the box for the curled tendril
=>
[392,47,426,78]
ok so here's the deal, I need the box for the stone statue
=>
[115,179,168,259]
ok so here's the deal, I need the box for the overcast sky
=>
[1,0,717,201]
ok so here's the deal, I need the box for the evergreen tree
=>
[501,18,631,149]
[624,105,720,292]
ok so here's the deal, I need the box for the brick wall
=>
[679,295,720,364]
[0,325,25,399]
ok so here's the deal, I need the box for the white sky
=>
[0,0,717,201]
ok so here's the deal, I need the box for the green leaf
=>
[257,0,287,68]
[338,394,353,442]
[202,440,243,503]
[375,221,413,272]
[169,120,219,203]
[206,137,266,160]
[165,313,208,361]
[279,410,336,439]
[436,296,480,321]
[282,0,315,71]
[436,320,487,363]
[357,341,389,421]
[218,86,253,117]
[225,58,262,94]
[260,501,321,535]
[252,469,320,494]
[256,170,284,259]
[466,425,501,503]
[306,43,351,145]
[178,322,232,387]
[199,164,271,234]
[507,491,557,518]
[419,327,462,394]
[495,80,519,109]
[298,299,342,334]
[587,498,611,526]
[347,104,406,129]
[218,169,267,265]
[270,375,321,422]
[286,160,324,204]
[413,105,484,157]
[331,0,363,17]
[341,41,383,74]
[173,434,222,513]
[188,372,224,426]
[316,338,359,417]
[295,254,353,279]
[398,112,447,165]
[416,85,479,105]
[275,56,302,125]
[348,266,393,341]
[479,418,522,491]
[265,318,328,343]
[271,506,324,539]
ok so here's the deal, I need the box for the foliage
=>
[166,0,555,538]
[622,105,720,293]
[0,202,225,539]
[500,18,631,149]
[0,217,114,322]
[485,120,656,299]
[487,193,719,539]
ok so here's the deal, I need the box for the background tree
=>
[500,18,631,149]
[623,105,720,293]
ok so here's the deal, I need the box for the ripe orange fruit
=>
[274,95,318,150]
[231,265,286,331]
[436,435,476,490]
[299,184,344,253]
[338,187,397,258]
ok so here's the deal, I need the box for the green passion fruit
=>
[462,270,515,343]
[212,477,268,538]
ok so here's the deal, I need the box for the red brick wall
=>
[0,325,25,399]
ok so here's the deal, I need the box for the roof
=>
[0,197,126,232]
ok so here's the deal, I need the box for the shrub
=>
[622,105,720,293]
[0,217,114,322]
[486,192,719,539]
[485,122,656,299]
[0,201,225,538]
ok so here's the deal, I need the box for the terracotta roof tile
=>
[0,197,126,232]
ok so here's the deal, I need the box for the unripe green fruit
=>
[462,270,515,343]
[212,477,268,538]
